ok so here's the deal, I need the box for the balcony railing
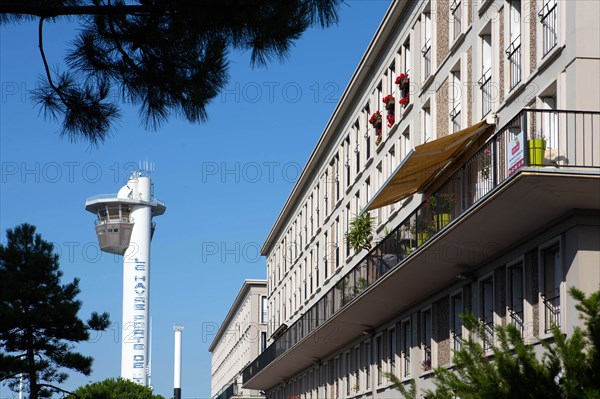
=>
[242,109,600,385]
[508,303,525,336]
[479,67,492,117]
[451,0,462,41]
[482,319,494,352]
[543,288,561,333]
[451,104,461,133]
[506,35,521,90]
[539,0,557,57]
[422,39,431,79]
[452,330,463,352]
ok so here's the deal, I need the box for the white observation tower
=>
[85,167,166,386]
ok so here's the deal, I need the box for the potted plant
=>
[383,94,395,111]
[399,93,410,107]
[346,213,374,252]
[412,216,433,247]
[395,73,409,90]
[386,112,395,128]
[369,110,382,130]
[479,147,492,179]
[528,131,546,166]
[427,192,454,229]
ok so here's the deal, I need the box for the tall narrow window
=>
[507,0,522,89]
[354,122,361,174]
[451,0,462,40]
[539,0,557,56]
[362,340,371,390]
[323,232,328,280]
[403,39,411,76]
[422,11,432,79]
[261,296,267,324]
[423,106,432,143]
[480,277,494,351]
[451,69,462,133]
[376,335,383,385]
[507,261,524,335]
[451,293,463,351]
[542,244,561,333]
[401,319,411,378]
[388,327,396,375]
[480,34,492,117]
[421,309,432,372]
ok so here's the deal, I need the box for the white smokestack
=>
[173,325,184,399]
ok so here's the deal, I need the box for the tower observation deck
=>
[85,170,165,386]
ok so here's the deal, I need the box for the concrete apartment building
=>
[210,280,268,399]
[242,0,600,398]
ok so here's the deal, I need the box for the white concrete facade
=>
[210,280,268,399]
[245,1,600,398]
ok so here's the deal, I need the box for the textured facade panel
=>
[436,296,451,366]
[436,78,449,137]
[530,0,537,72]
[437,0,450,64]
[467,47,473,125]
[499,8,505,103]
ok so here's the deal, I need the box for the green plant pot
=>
[417,232,431,246]
[528,139,546,166]
[435,213,452,229]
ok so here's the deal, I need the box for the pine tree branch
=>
[0,3,154,18]
[38,383,80,398]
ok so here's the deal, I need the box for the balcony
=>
[243,109,600,390]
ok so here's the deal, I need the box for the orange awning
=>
[366,120,493,211]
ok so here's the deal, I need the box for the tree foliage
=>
[0,223,110,399]
[66,378,165,399]
[345,212,374,252]
[387,287,600,399]
[0,0,343,145]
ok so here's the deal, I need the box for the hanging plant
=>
[383,94,395,111]
[395,73,410,89]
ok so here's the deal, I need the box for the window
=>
[323,232,328,280]
[401,127,411,160]
[345,135,351,188]
[376,334,383,385]
[507,260,524,335]
[539,0,557,56]
[403,39,411,76]
[354,122,361,174]
[401,319,411,378]
[345,351,351,396]
[354,346,360,392]
[480,34,492,117]
[423,106,432,143]
[387,146,396,212]
[541,243,562,333]
[422,11,432,79]
[451,0,462,41]
[364,105,371,161]
[261,331,267,352]
[421,309,432,372]
[450,69,462,133]
[261,296,267,324]
[507,0,522,90]
[363,340,371,390]
[480,276,494,351]
[388,327,396,375]
[451,292,463,352]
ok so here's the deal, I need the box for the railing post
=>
[522,110,530,167]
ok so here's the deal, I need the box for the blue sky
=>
[0,1,390,397]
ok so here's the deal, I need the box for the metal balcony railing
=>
[422,39,431,79]
[479,67,492,117]
[451,0,462,41]
[539,1,557,57]
[543,288,561,333]
[242,109,600,385]
[506,35,522,90]
[508,303,525,336]
[451,104,461,133]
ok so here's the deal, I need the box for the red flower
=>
[399,94,410,106]
[383,94,395,104]
[395,73,409,85]
[369,111,382,125]
[386,113,395,127]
